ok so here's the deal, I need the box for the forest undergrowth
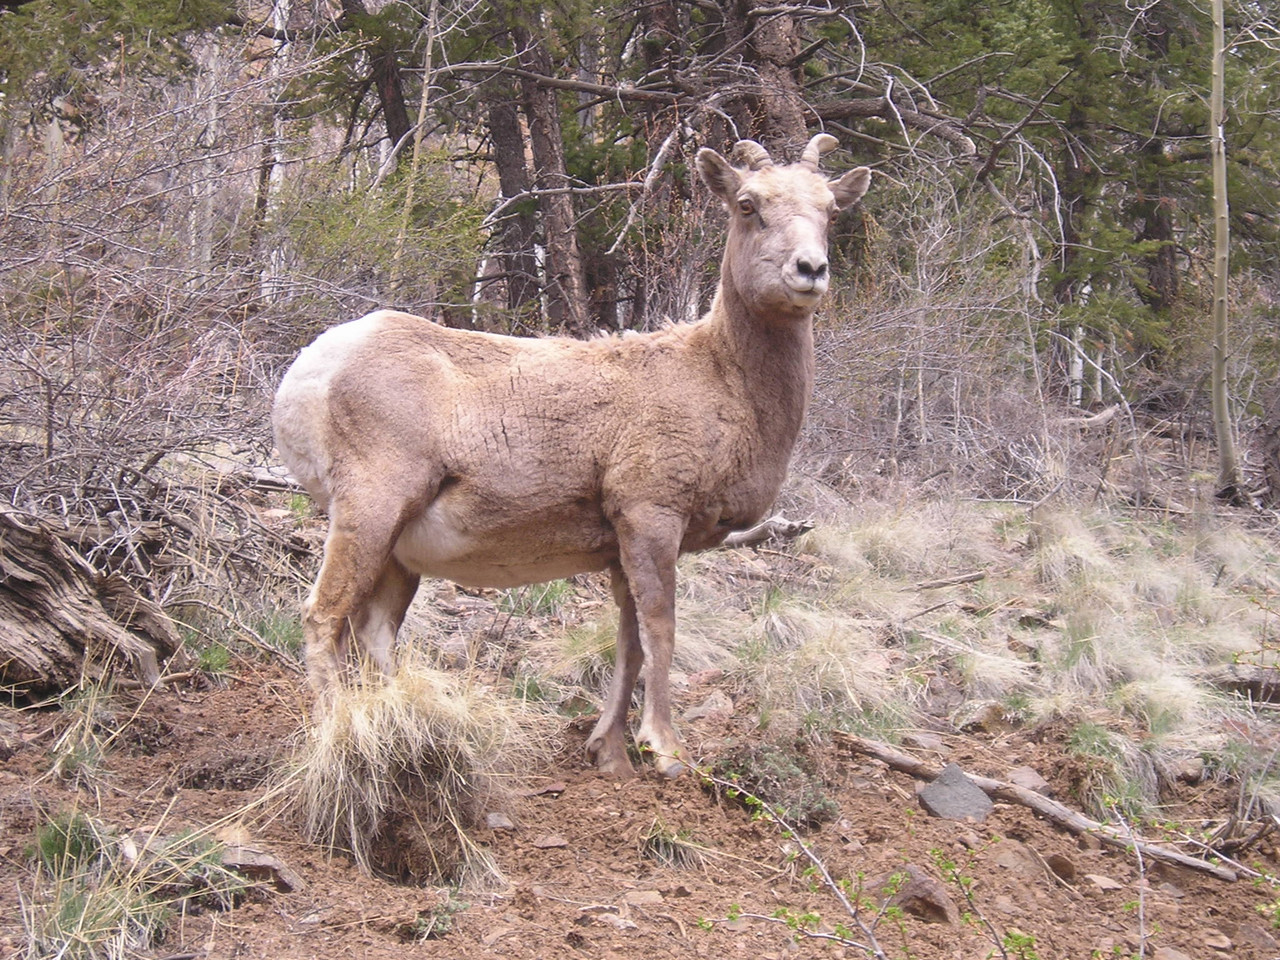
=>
[8,438,1280,957]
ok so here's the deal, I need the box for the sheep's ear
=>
[697,148,741,203]
[832,166,872,210]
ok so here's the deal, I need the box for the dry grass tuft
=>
[741,599,910,728]
[288,652,555,888]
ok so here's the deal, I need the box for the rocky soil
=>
[3,658,1279,960]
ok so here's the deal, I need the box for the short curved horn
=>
[732,140,773,170]
[800,133,838,170]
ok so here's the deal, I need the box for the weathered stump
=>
[0,506,177,698]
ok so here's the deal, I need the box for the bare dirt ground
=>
[3,657,1279,960]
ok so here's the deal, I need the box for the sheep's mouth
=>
[785,280,828,304]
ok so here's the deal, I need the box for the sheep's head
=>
[697,135,871,319]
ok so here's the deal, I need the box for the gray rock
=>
[485,811,516,831]
[1204,928,1232,951]
[917,763,994,822]
[1177,755,1206,783]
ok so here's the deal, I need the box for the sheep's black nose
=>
[797,257,828,280]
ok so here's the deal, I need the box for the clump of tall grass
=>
[738,597,913,732]
[19,810,245,960]
[288,651,555,888]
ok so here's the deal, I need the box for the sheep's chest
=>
[682,465,787,553]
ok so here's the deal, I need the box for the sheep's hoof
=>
[655,756,688,779]
[647,745,688,779]
[586,735,635,778]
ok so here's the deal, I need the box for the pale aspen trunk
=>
[258,0,292,303]
[190,41,220,283]
[1068,324,1084,408]
[1210,0,1242,497]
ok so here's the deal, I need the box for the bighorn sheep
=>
[272,135,871,777]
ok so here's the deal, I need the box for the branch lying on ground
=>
[834,732,1239,882]
[722,515,815,549]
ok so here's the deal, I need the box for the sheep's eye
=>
[737,198,756,217]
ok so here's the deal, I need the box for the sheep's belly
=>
[392,507,616,589]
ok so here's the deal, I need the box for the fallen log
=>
[833,731,1238,882]
[0,506,177,698]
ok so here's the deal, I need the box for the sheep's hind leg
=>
[586,564,644,776]
[351,557,420,678]
[303,500,408,704]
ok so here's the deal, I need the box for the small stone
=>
[917,764,994,822]
[1176,756,1206,784]
[1151,948,1193,960]
[992,895,1017,915]
[532,835,568,849]
[682,690,733,722]
[877,865,959,926]
[992,840,1042,878]
[1006,765,1051,795]
[1044,853,1076,882]
[220,844,304,893]
[1085,874,1124,891]
[621,889,664,905]
[1203,929,1232,950]
[486,812,516,831]
[1225,920,1280,950]
[1078,832,1103,851]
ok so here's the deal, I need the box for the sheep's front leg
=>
[586,564,644,776]
[611,508,687,778]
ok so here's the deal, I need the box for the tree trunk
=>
[1051,99,1098,401]
[486,91,541,317]
[1210,0,1243,501]
[340,0,411,154]
[745,0,807,152]
[514,27,592,337]
[254,0,292,303]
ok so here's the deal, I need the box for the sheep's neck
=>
[705,273,816,453]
